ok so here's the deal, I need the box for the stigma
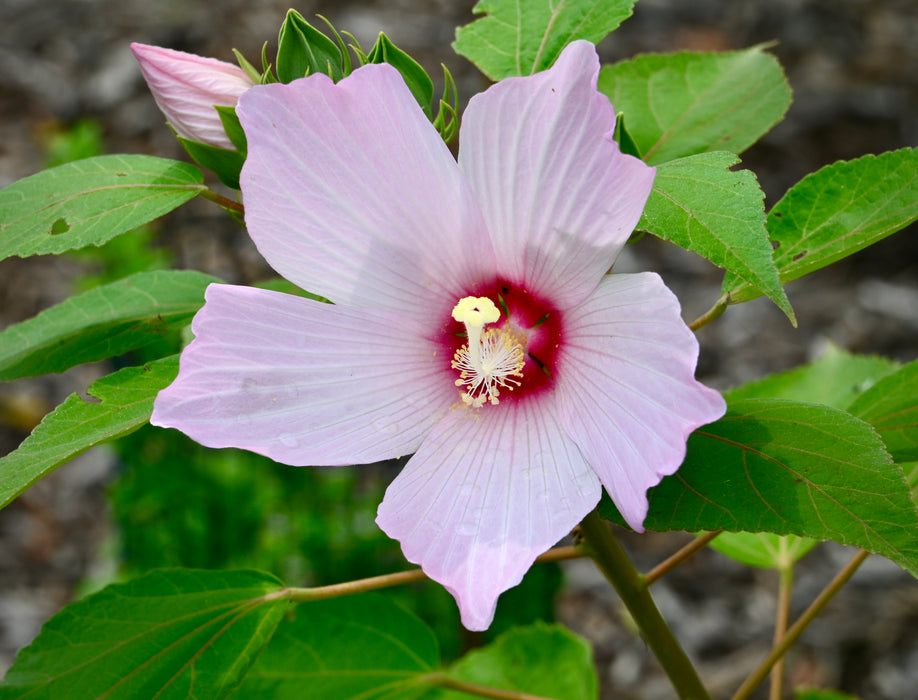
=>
[451,296,525,408]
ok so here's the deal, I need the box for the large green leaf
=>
[639,151,794,323]
[232,594,438,699]
[453,0,637,80]
[724,148,918,303]
[725,344,900,409]
[601,399,918,576]
[0,155,204,260]
[709,532,818,570]
[0,569,288,700]
[0,356,178,510]
[428,623,597,700]
[848,360,918,463]
[0,270,216,381]
[598,47,791,165]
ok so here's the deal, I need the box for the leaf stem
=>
[769,553,794,700]
[730,548,870,700]
[689,295,728,332]
[578,510,713,700]
[286,544,585,602]
[422,671,558,700]
[199,187,245,214]
[644,530,722,586]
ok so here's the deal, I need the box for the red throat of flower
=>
[446,281,562,407]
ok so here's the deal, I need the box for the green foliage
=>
[724,148,918,303]
[215,105,248,152]
[725,344,900,409]
[0,356,178,510]
[453,0,638,80]
[232,594,438,699]
[0,569,288,700]
[0,154,204,260]
[710,532,818,569]
[367,32,435,116]
[598,47,791,165]
[0,270,215,381]
[429,623,597,700]
[600,399,918,576]
[41,119,105,168]
[638,151,794,323]
[795,689,862,700]
[849,360,918,463]
[276,9,344,83]
[178,136,246,190]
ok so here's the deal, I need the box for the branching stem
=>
[731,548,870,700]
[199,187,245,213]
[769,554,794,700]
[579,510,712,700]
[644,530,722,586]
[689,295,728,331]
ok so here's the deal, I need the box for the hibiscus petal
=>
[237,65,494,313]
[376,398,601,630]
[555,273,726,531]
[151,284,454,465]
[458,40,655,310]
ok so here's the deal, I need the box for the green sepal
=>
[613,111,642,159]
[276,9,343,83]
[367,32,434,116]
[215,105,247,153]
[233,47,263,84]
[178,136,245,190]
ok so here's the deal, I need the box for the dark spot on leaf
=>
[773,211,783,218]
[49,218,70,235]
[116,171,128,177]
[793,251,808,262]
[771,240,781,250]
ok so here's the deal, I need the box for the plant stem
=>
[769,554,794,700]
[731,548,870,700]
[199,187,245,214]
[644,531,722,586]
[689,295,728,332]
[578,510,713,700]
[286,544,585,602]
[422,672,557,700]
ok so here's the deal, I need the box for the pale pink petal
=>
[376,398,601,630]
[131,43,253,150]
[458,40,655,310]
[555,273,726,531]
[237,65,494,315]
[151,284,455,465]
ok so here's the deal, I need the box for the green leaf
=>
[0,270,216,381]
[0,356,178,510]
[612,111,642,159]
[848,360,918,462]
[453,0,638,80]
[430,623,597,700]
[276,9,343,83]
[905,462,918,503]
[601,399,918,576]
[725,148,918,304]
[232,594,438,699]
[795,689,862,700]
[597,47,791,165]
[725,344,900,409]
[0,155,204,260]
[367,33,434,116]
[710,532,818,569]
[638,151,794,323]
[0,569,287,700]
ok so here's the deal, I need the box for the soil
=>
[1,1,916,698]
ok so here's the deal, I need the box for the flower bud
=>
[131,43,255,150]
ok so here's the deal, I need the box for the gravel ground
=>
[1,1,916,698]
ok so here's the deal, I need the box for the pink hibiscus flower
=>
[131,43,254,150]
[151,40,726,630]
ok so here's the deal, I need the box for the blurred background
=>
[0,1,916,698]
